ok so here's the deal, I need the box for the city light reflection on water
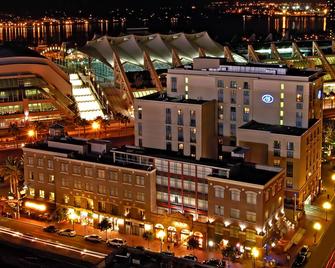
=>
[0,15,329,46]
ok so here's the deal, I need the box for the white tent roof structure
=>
[80,31,247,70]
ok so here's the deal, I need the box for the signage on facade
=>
[262,94,274,104]
[173,221,188,229]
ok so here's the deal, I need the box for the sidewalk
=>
[17,216,226,263]
[268,163,335,267]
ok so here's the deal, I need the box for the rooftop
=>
[138,92,209,104]
[114,146,281,186]
[24,139,281,186]
[178,57,323,79]
[240,119,319,136]
[0,45,44,59]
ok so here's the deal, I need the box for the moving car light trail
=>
[0,226,107,259]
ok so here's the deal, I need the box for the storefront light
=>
[68,208,74,214]
[240,224,246,231]
[208,240,214,247]
[144,224,152,231]
[224,221,230,227]
[93,213,99,219]
[81,211,88,217]
[117,218,124,225]
[25,201,46,212]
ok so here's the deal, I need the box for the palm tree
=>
[96,116,111,137]
[0,157,23,198]
[75,117,89,137]
[8,123,20,148]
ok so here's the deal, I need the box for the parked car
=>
[202,259,226,267]
[298,245,309,257]
[43,225,58,233]
[161,251,175,256]
[84,234,102,243]
[183,254,198,261]
[106,238,127,247]
[58,229,76,237]
[293,255,307,267]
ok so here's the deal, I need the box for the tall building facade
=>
[134,58,323,210]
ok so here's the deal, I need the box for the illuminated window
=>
[63,194,69,204]
[49,175,55,183]
[39,190,45,199]
[230,208,240,219]
[215,187,224,198]
[185,85,189,92]
[280,110,284,117]
[274,159,281,167]
[136,192,145,202]
[136,176,145,186]
[280,119,284,125]
[246,192,257,204]
[215,205,224,216]
[246,211,256,222]
[280,92,284,99]
[280,102,284,108]
[29,187,35,197]
[49,192,55,201]
[47,160,53,169]
[185,77,189,84]
[230,189,240,201]
[280,84,285,90]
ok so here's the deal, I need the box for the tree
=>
[0,157,23,197]
[95,116,111,136]
[54,207,68,223]
[187,235,200,255]
[143,231,154,249]
[32,121,45,140]
[75,117,89,137]
[8,123,20,148]
[222,243,236,262]
[98,218,112,240]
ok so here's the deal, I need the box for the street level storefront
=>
[61,206,152,236]
[214,211,288,249]
[150,212,210,249]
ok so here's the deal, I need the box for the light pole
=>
[69,213,77,231]
[322,201,332,221]
[313,222,322,244]
[251,247,259,268]
[157,230,165,252]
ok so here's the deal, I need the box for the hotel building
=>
[134,57,323,210]
[23,126,284,248]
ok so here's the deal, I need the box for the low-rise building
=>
[23,131,285,248]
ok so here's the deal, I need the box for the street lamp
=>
[331,174,335,182]
[92,121,100,137]
[157,230,165,252]
[27,129,36,140]
[69,213,77,231]
[322,201,332,221]
[313,222,322,244]
[251,247,259,268]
